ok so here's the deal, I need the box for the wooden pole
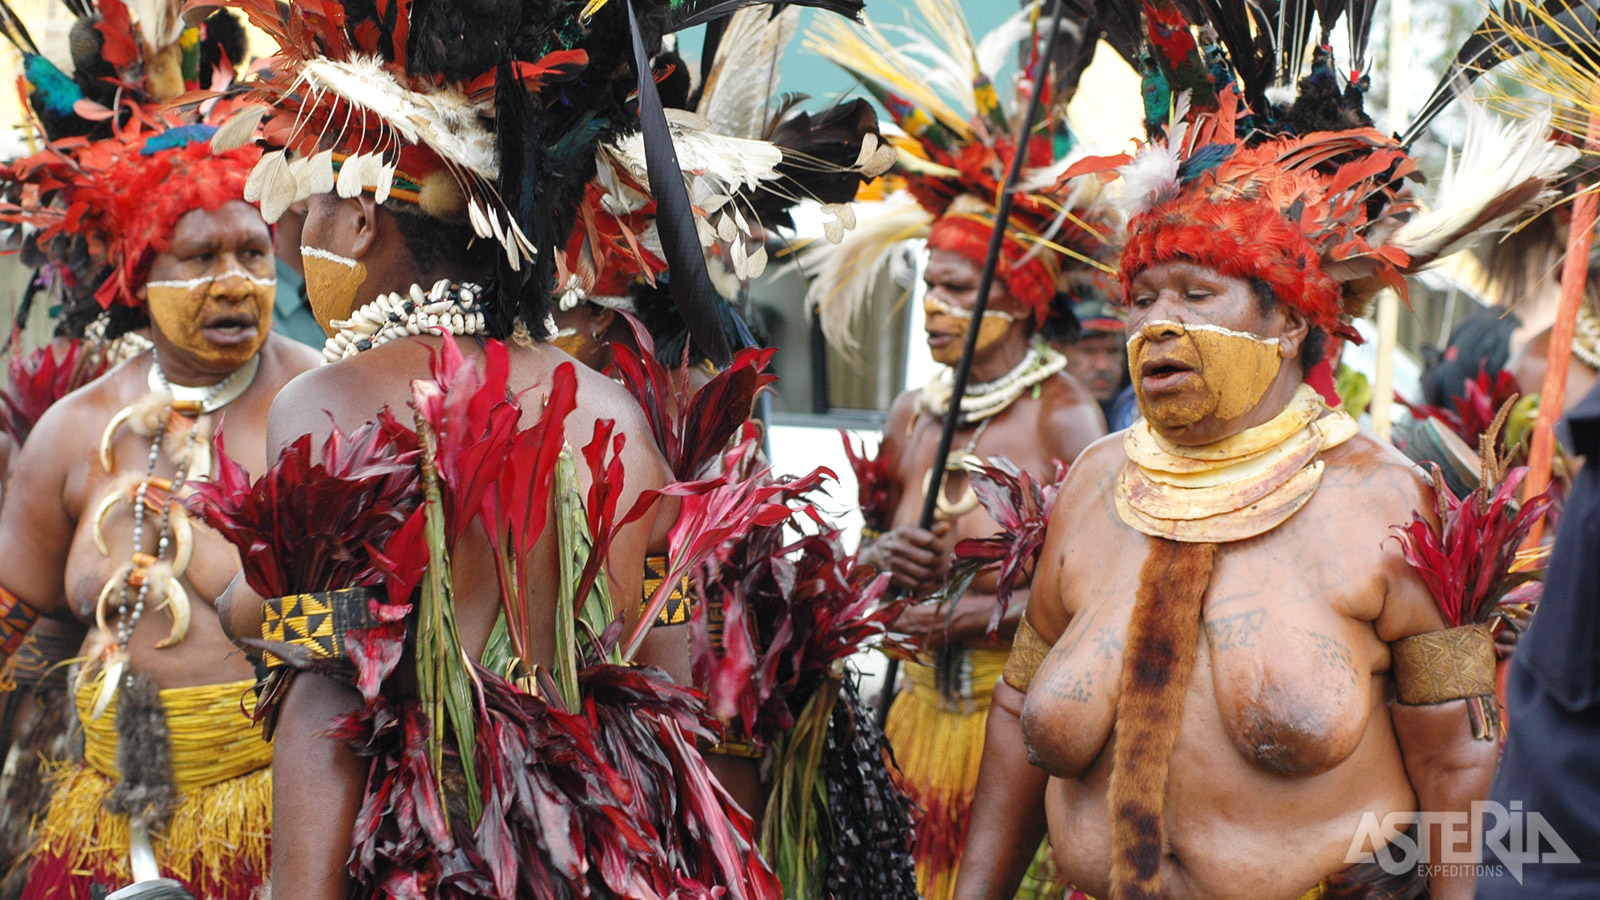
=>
[1521,93,1600,549]
[1369,0,1411,440]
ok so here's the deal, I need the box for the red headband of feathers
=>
[3,132,261,310]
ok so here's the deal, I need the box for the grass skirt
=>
[884,650,1064,900]
[18,677,270,900]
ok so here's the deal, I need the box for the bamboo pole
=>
[1520,98,1600,548]
[1369,0,1411,440]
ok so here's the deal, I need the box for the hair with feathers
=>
[1077,1,1577,344]
[804,0,1114,347]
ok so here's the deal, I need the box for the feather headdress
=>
[212,0,870,355]
[555,7,892,361]
[1084,0,1578,343]
[805,0,1114,350]
[0,0,260,312]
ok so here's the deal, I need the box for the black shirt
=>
[1477,380,1600,897]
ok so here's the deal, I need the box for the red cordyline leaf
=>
[685,436,905,747]
[840,430,893,532]
[948,457,1067,637]
[186,415,423,599]
[1398,365,1522,451]
[413,339,524,543]
[0,339,110,446]
[1389,463,1552,627]
[610,330,776,480]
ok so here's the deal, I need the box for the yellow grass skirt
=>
[884,650,1063,900]
[20,676,270,899]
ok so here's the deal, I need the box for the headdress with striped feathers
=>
[803,0,1117,353]
[554,6,892,366]
[207,0,870,356]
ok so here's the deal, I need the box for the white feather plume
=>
[1114,144,1182,217]
[697,7,799,141]
[1389,105,1580,270]
[801,193,933,354]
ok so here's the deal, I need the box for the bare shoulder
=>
[1058,431,1125,501]
[1321,428,1434,522]
[26,352,148,451]
[260,332,323,382]
[1039,370,1108,462]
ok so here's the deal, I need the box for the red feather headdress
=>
[806,0,1113,330]
[1080,1,1578,344]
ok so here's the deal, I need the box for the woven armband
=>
[261,587,385,669]
[0,586,40,660]
[1003,619,1050,692]
[641,555,693,626]
[1391,623,1496,705]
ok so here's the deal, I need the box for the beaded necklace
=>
[323,279,487,362]
[917,339,1068,427]
[90,351,259,718]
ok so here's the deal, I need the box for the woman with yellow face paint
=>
[0,121,321,898]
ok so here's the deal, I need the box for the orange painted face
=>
[923,250,1025,366]
[142,201,277,370]
[1125,261,1291,435]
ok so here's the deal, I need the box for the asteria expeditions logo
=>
[1345,801,1579,884]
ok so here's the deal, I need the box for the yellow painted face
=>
[145,271,277,370]
[1128,321,1283,430]
[301,246,369,335]
[924,295,1016,366]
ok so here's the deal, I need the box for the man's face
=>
[923,249,1026,367]
[299,192,369,333]
[142,200,276,372]
[1125,260,1290,436]
[1067,331,1126,403]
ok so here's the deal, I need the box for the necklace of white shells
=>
[88,350,260,719]
[322,279,488,362]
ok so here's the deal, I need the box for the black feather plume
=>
[1400,0,1600,147]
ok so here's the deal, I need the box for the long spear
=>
[876,0,1072,729]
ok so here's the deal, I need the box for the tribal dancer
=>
[0,4,319,896]
[807,4,1110,898]
[953,4,1578,900]
[195,0,868,897]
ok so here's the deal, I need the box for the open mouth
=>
[202,312,260,344]
[926,331,958,349]
[1140,358,1195,390]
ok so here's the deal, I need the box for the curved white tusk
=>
[91,490,127,557]
[169,510,194,578]
[153,579,191,649]
[99,406,134,473]
[94,563,133,636]
[90,654,125,721]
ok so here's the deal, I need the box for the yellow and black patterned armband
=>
[261,587,385,668]
[1391,623,1496,705]
[641,555,694,626]
[0,586,40,661]
[1003,619,1050,693]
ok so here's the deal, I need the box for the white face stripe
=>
[1127,321,1280,350]
[146,273,277,290]
[926,295,1017,323]
[300,246,360,268]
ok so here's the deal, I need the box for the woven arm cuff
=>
[641,555,693,626]
[1003,619,1050,692]
[0,586,40,661]
[261,587,386,668]
[1392,623,1496,705]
